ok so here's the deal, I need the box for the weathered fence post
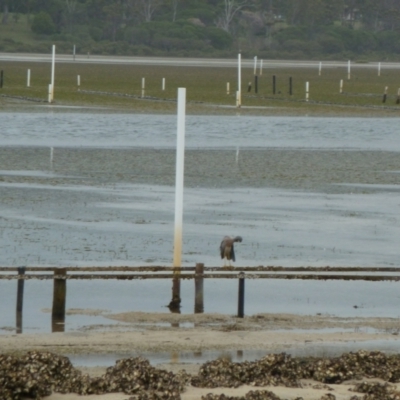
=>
[16,266,25,334]
[194,263,204,314]
[237,272,245,318]
[52,268,66,332]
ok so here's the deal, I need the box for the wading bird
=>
[220,236,243,266]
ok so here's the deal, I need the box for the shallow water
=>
[1,112,400,334]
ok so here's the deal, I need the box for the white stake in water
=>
[237,53,241,107]
[378,62,381,77]
[162,77,165,91]
[319,62,322,76]
[347,60,351,80]
[305,81,309,102]
[48,84,52,103]
[340,79,343,94]
[226,82,230,95]
[259,59,263,76]
[141,77,145,98]
[27,69,31,88]
[77,75,80,89]
[50,44,56,102]
[253,56,257,75]
[173,88,186,268]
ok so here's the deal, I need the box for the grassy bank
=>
[1,60,400,116]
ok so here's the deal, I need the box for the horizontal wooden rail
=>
[1,266,400,272]
[2,273,400,281]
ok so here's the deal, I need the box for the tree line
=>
[1,0,400,59]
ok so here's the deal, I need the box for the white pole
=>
[236,146,239,164]
[77,75,80,90]
[305,81,309,102]
[141,77,145,98]
[319,62,322,76]
[173,88,186,268]
[51,44,55,102]
[259,59,263,76]
[340,79,343,94]
[48,84,52,103]
[227,82,230,95]
[27,69,30,88]
[237,53,241,107]
[50,147,54,164]
[378,62,381,77]
[73,44,76,61]
[253,56,257,75]
[347,60,351,80]
[162,77,165,91]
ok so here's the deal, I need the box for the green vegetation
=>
[1,1,400,60]
[1,60,400,116]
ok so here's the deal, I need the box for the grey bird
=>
[220,236,243,266]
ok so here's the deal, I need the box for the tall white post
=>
[319,62,322,76]
[305,81,309,102]
[259,59,263,76]
[226,82,230,95]
[73,44,76,61]
[378,62,381,77]
[347,60,351,80]
[173,88,186,268]
[253,56,257,75]
[340,79,343,94]
[162,77,165,91]
[237,53,241,107]
[51,44,56,102]
[27,69,31,88]
[77,75,80,90]
[141,77,145,98]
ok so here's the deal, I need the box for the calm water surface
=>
[1,112,400,334]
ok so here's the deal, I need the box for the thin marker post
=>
[162,77,165,91]
[378,62,381,77]
[73,44,76,61]
[237,53,241,107]
[27,69,31,88]
[141,78,145,98]
[259,59,263,76]
[347,60,351,80]
[50,44,55,102]
[226,82,230,95]
[77,75,80,90]
[171,87,186,310]
[305,81,309,102]
[319,62,322,76]
[340,79,343,94]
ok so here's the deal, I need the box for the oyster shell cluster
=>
[192,350,400,388]
[0,351,189,400]
[3,350,400,400]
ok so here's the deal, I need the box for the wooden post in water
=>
[52,268,66,332]
[237,272,245,318]
[16,266,25,334]
[194,263,204,313]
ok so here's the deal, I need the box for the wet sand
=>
[2,147,400,193]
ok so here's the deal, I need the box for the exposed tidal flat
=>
[1,112,400,333]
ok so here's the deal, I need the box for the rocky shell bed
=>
[3,350,400,400]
